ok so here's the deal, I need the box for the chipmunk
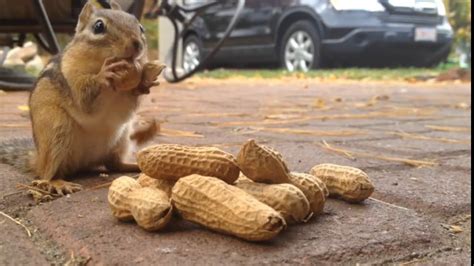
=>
[27,0,165,195]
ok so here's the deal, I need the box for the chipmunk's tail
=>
[0,137,35,173]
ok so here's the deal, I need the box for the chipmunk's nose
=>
[132,39,142,53]
[125,38,143,59]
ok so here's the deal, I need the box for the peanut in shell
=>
[108,176,141,221]
[137,144,240,183]
[235,178,312,224]
[142,61,166,85]
[288,172,326,215]
[310,163,374,203]
[310,174,330,198]
[236,139,290,184]
[114,60,142,92]
[171,174,286,242]
[137,173,175,197]
[128,187,173,231]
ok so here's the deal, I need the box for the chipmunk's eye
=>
[93,19,106,34]
[139,24,145,34]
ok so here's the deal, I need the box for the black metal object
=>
[32,0,60,54]
[158,0,245,83]
[0,67,37,91]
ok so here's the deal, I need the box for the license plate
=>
[414,27,437,42]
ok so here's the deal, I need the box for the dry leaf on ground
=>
[158,128,204,138]
[425,125,471,132]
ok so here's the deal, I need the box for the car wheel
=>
[280,20,321,72]
[183,35,202,74]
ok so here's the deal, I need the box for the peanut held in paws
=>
[142,61,166,85]
[138,61,166,94]
[113,60,142,91]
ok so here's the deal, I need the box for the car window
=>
[388,0,415,8]
[331,0,385,11]
[388,0,437,8]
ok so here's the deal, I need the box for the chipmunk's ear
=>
[109,0,122,10]
[76,1,96,32]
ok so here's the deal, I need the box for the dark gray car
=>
[182,0,453,72]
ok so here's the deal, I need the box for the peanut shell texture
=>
[236,139,290,184]
[108,176,141,221]
[310,163,374,203]
[137,144,240,183]
[137,173,175,197]
[129,187,173,231]
[172,174,286,242]
[289,172,326,215]
[235,177,312,224]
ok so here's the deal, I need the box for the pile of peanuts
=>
[108,139,375,241]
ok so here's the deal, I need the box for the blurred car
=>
[182,0,453,72]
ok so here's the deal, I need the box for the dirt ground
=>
[0,78,471,265]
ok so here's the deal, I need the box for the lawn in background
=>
[195,61,464,82]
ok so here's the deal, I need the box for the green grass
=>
[196,67,442,80]
[142,18,159,50]
[196,60,463,81]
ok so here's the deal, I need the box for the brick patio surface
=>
[0,79,471,265]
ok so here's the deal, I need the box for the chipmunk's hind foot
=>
[31,179,83,196]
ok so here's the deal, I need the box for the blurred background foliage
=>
[444,0,471,45]
[443,0,471,67]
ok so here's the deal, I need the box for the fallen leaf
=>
[17,105,29,111]
[313,98,326,109]
[374,95,390,101]
[158,128,204,138]
[425,125,471,132]
[318,141,437,168]
[186,112,250,118]
[257,127,365,137]
[454,102,470,110]
[449,225,463,233]
[390,131,471,144]
[264,114,302,120]
[0,123,30,128]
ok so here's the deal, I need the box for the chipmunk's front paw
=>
[32,179,82,196]
[98,57,137,91]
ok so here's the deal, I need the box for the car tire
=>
[422,49,451,67]
[279,20,321,72]
[183,35,203,74]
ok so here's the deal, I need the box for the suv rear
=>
[182,0,453,72]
